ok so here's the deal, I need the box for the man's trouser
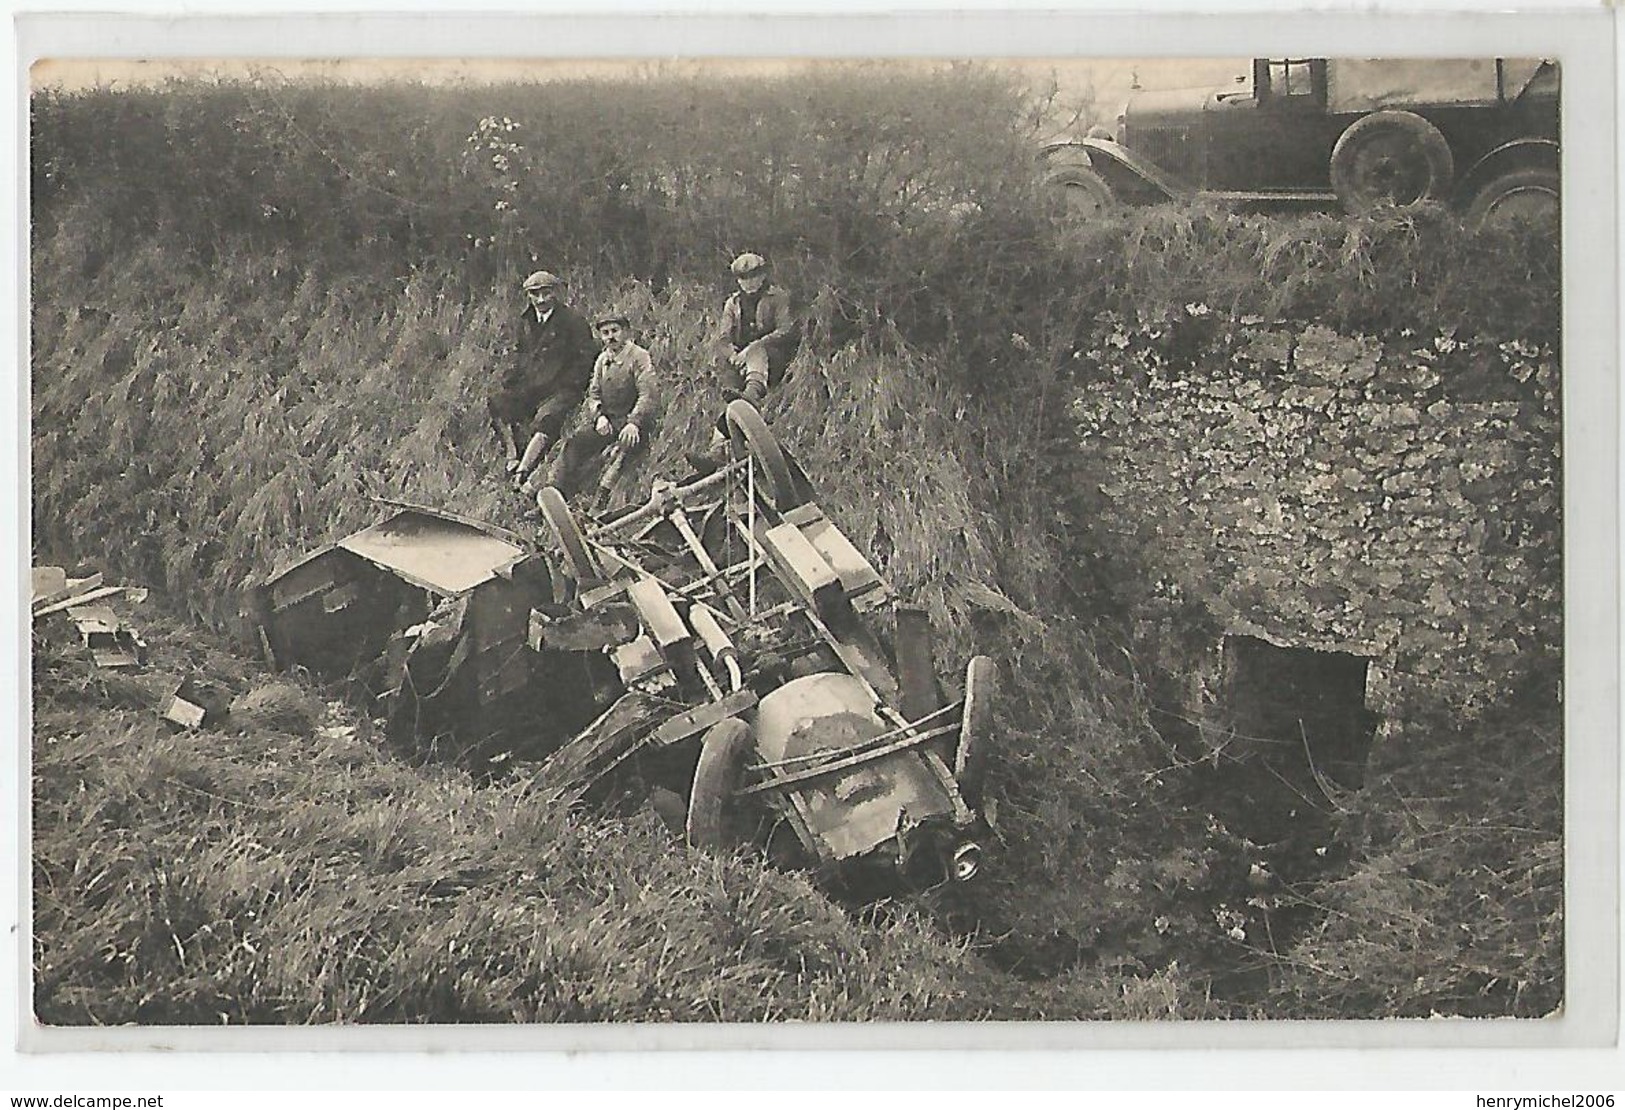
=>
[717,345,775,401]
[550,419,647,499]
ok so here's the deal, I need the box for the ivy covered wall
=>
[1067,314,1562,729]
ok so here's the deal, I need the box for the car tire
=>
[1044,165,1115,218]
[954,655,998,806]
[1466,166,1560,232]
[1329,110,1455,214]
[686,717,752,851]
[537,485,600,584]
[725,399,803,512]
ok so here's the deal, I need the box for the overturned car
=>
[248,403,998,896]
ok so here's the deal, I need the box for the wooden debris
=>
[33,584,147,620]
[32,566,111,610]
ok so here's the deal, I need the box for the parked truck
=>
[1044,58,1559,228]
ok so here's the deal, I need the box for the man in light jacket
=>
[688,252,801,474]
[548,311,659,502]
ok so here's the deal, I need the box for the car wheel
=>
[686,717,752,851]
[954,655,998,805]
[537,485,600,584]
[1329,110,1455,214]
[1044,165,1115,218]
[725,399,803,512]
[1466,166,1560,232]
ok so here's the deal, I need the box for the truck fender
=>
[1456,138,1559,204]
[1041,139,1185,204]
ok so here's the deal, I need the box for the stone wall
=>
[1067,316,1561,726]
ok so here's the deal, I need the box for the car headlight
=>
[950,841,983,882]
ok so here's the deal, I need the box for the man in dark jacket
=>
[490,269,596,491]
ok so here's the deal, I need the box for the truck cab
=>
[1045,57,1560,227]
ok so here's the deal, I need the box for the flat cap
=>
[522,270,563,291]
[593,311,631,328]
[729,252,768,276]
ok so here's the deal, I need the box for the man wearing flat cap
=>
[548,310,660,504]
[490,269,595,491]
[716,252,800,403]
[688,251,801,474]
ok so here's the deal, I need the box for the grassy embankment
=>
[30,69,1562,1022]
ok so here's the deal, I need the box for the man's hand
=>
[618,422,642,449]
[595,415,613,437]
[727,350,746,368]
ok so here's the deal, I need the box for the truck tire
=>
[954,655,998,806]
[725,400,803,512]
[537,486,600,584]
[1044,165,1115,218]
[1466,166,1560,232]
[686,717,752,851]
[1329,110,1455,214]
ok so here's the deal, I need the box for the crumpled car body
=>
[247,502,609,764]
[531,402,997,896]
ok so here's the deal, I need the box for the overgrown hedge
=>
[34,69,1561,364]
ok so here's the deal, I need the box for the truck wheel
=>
[686,717,752,851]
[1329,110,1454,214]
[954,656,998,806]
[537,486,600,584]
[1466,167,1559,232]
[725,400,803,512]
[1045,165,1115,218]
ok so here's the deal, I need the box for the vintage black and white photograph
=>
[23,35,1591,1042]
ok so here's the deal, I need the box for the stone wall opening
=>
[1224,634,1378,794]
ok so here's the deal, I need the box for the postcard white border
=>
[5,2,1619,1089]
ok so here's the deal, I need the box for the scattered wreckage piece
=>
[158,676,228,730]
[33,563,231,730]
[67,604,147,669]
[32,567,101,611]
[88,671,227,730]
[31,563,150,671]
[31,564,148,622]
[34,585,150,620]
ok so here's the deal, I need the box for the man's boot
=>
[685,429,730,477]
[514,432,550,490]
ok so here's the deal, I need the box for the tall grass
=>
[34,617,1015,1024]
